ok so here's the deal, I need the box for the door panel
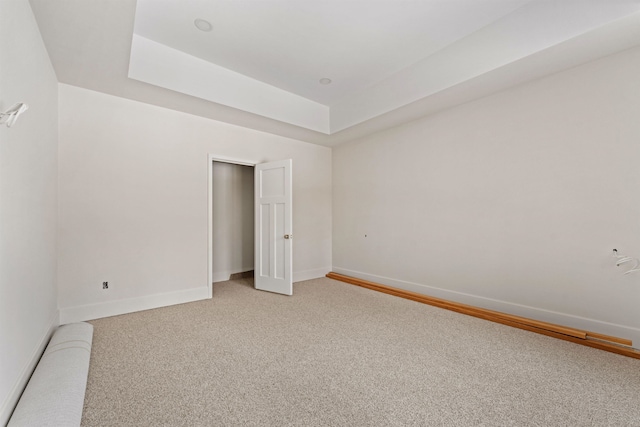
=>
[255,159,292,295]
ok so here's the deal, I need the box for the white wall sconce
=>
[0,103,29,128]
[612,249,640,275]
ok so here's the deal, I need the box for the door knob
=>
[284,234,292,239]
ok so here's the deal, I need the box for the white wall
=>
[212,162,254,282]
[58,84,332,322]
[333,46,640,347]
[0,0,59,423]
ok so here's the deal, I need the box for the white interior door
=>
[254,159,292,295]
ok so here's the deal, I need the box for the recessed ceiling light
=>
[319,78,332,85]
[194,18,212,32]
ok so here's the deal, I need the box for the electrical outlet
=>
[102,281,108,289]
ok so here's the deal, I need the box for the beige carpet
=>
[82,278,640,426]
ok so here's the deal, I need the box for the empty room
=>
[2,0,640,425]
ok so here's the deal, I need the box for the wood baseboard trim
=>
[326,272,640,359]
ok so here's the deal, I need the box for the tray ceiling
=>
[30,0,640,146]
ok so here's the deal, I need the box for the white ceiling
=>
[133,0,528,106]
[29,0,640,146]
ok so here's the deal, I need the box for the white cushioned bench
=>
[9,322,93,427]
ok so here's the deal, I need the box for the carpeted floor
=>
[82,278,640,426]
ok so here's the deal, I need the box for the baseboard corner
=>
[294,267,332,283]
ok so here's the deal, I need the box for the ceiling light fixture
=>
[194,18,212,32]
[319,78,332,85]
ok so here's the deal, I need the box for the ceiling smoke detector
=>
[194,18,212,32]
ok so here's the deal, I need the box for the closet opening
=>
[211,160,255,289]
[208,155,293,297]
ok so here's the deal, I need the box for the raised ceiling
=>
[29,0,640,146]
[133,0,529,106]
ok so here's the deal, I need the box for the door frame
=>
[207,154,258,298]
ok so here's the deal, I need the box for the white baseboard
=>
[213,267,330,284]
[332,267,640,349]
[59,286,210,324]
[293,267,331,283]
[212,266,254,283]
[212,272,230,283]
[1,311,59,426]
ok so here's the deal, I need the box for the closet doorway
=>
[211,160,255,286]
[208,155,293,297]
